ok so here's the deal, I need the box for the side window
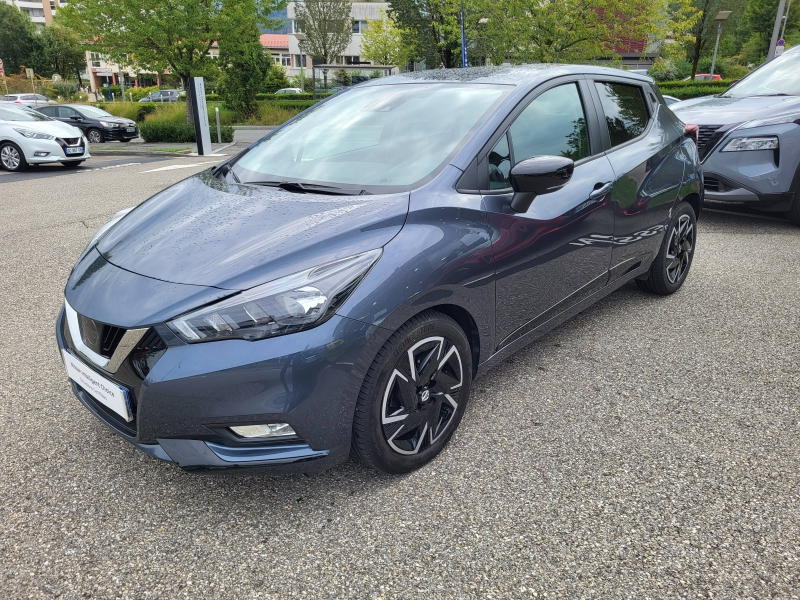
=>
[58,107,78,118]
[488,133,512,189]
[594,82,649,147]
[510,83,591,164]
[39,106,55,116]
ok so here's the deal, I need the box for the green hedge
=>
[658,83,730,99]
[138,122,234,143]
[204,92,331,102]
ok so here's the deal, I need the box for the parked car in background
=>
[138,89,180,103]
[663,95,681,106]
[672,45,800,224]
[627,69,650,76]
[275,88,303,95]
[36,104,138,144]
[0,93,56,107]
[0,105,89,171]
[57,65,701,475]
[683,74,723,82]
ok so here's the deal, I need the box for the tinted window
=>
[58,106,78,118]
[594,82,649,147]
[22,95,35,101]
[36,95,49,101]
[509,83,591,164]
[488,133,512,189]
[39,106,56,116]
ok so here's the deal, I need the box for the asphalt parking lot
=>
[0,159,798,599]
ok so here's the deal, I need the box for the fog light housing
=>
[34,151,49,157]
[229,423,296,439]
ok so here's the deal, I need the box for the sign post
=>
[25,68,36,104]
[189,77,212,155]
[775,39,785,57]
[0,59,7,95]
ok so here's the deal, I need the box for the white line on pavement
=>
[75,162,142,173]
[139,161,218,173]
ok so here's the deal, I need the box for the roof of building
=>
[260,34,289,49]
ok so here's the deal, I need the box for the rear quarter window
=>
[594,82,650,147]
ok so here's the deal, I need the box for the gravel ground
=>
[0,162,798,599]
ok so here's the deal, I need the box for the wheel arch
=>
[683,192,702,220]
[425,304,481,380]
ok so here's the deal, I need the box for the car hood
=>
[671,95,800,126]
[3,119,83,138]
[96,171,409,290]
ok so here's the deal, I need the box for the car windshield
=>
[78,106,113,117]
[0,106,50,121]
[231,83,509,189]
[725,51,800,97]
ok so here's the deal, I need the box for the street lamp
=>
[294,32,306,92]
[709,11,732,78]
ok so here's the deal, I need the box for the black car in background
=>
[36,105,138,144]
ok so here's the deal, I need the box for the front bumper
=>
[22,136,90,164]
[56,304,380,473]
[701,122,800,212]
[103,127,138,141]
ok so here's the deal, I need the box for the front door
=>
[481,80,617,349]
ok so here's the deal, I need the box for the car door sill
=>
[476,260,652,379]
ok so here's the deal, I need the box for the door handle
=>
[589,181,613,199]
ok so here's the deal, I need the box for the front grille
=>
[78,315,126,358]
[130,329,167,379]
[697,125,722,154]
[62,137,81,146]
[704,177,720,192]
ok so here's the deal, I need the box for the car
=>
[56,65,702,475]
[627,69,650,75]
[36,104,138,144]
[138,89,180,103]
[0,93,56,107]
[0,105,89,171]
[275,88,303,95]
[683,74,723,82]
[671,46,800,224]
[663,95,681,106]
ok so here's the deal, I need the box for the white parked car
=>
[274,88,303,95]
[0,93,56,107]
[0,105,90,171]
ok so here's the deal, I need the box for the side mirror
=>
[70,115,81,120]
[509,156,575,212]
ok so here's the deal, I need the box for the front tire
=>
[87,129,104,144]
[0,142,28,171]
[787,189,800,226]
[352,310,472,474]
[636,201,697,295]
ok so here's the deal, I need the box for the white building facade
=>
[4,0,67,28]
[285,2,391,77]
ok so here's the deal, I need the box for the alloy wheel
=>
[88,130,102,144]
[381,336,463,455]
[665,214,694,284]
[1,145,21,170]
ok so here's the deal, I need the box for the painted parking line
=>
[76,162,142,173]
[139,161,218,173]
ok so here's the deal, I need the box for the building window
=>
[352,20,368,34]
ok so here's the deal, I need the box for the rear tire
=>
[636,201,696,295]
[787,190,800,226]
[351,310,472,474]
[0,142,28,171]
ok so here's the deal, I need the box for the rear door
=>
[481,77,617,349]
[587,78,684,276]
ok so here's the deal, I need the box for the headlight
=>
[721,137,779,152]
[167,249,381,343]
[14,128,54,140]
[99,121,119,128]
[739,111,800,129]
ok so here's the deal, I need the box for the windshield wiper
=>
[246,180,371,195]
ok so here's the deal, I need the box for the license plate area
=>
[65,147,84,155]
[62,349,132,421]
[126,127,135,133]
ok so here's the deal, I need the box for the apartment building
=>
[285,2,391,76]
[4,0,67,28]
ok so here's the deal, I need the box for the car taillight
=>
[684,124,699,146]
[14,100,21,104]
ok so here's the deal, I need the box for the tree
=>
[0,3,38,74]
[361,10,414,67]
[294,0,353,63]
[218,0,275,117]
[388,0,463,68]
[59,0,285,123]
[28,24,87,82]
[476,0,660,64]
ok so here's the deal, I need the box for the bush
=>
[138,122,234,143]
[657,82,730,99]
[93,102,140,121]
[136,103,157,122]
[52,81,80,101]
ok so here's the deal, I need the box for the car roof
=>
[362,63,653,88]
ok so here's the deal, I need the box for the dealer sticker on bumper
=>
[62,349,132,421]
